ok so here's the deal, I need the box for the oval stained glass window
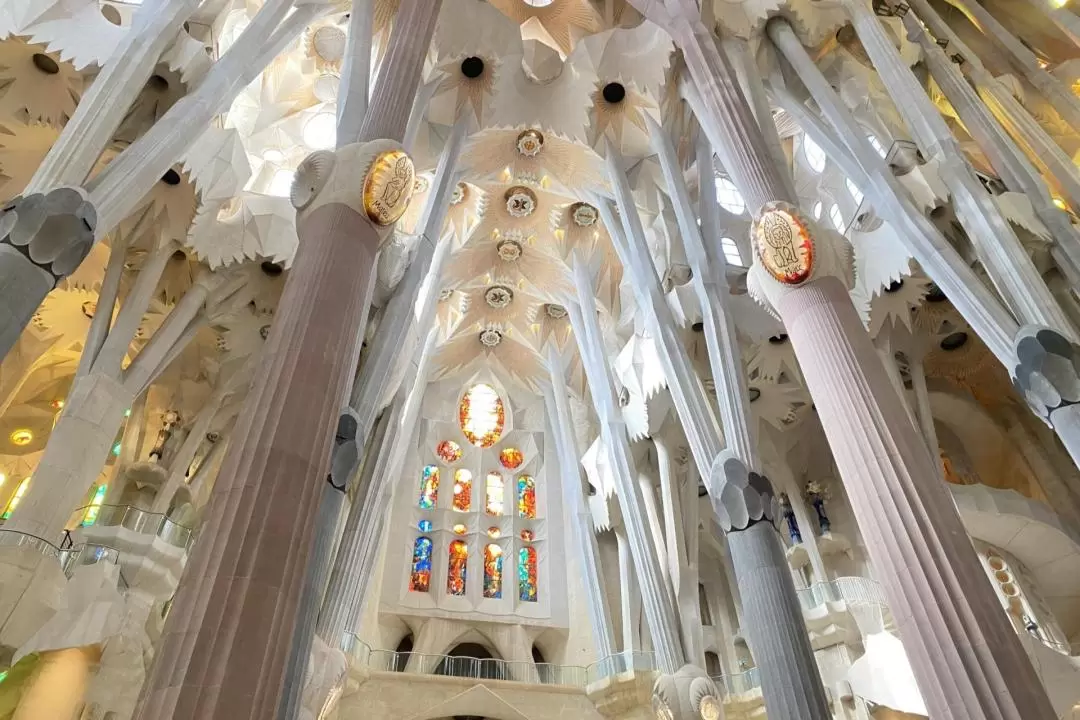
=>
[459,383,505,448]
[437,440,463,464]
[499,447,524,470]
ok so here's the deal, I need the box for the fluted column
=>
[131,3,441,717]
[896,2,1080,285]
[777,278,1055,720]
[601,134,827,717]
[568,260,685,674]
[843,0,1077,337]
[316,327,438,643]
[951,0,1080,131]
[544,354,617,660]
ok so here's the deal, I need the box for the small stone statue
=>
[804,479,831,534]
[779,493,802,544]
[149,410,182,461]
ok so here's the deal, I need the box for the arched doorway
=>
[435,643,500,681]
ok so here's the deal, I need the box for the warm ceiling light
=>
[10,430,33,446]
[302,111,337,150]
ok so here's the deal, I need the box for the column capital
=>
[291,140,417,251]
[708,450,780,533]
[1012,325,1080,423]
[652,664,724,720]
[745,201,853,319]
[0,187,96,286]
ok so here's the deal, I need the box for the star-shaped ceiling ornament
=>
[0,40,82,126]
[433,325,545,391]
[429,54,501,127]
[31,288,104,350]
[0,121,58,202]
[443,227,574,301]
[488,0,604,58]
[21,0,127,70]
[589,80,659,158]
[185,193,298,270]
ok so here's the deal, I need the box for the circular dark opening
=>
[587,483,597,497]
[102,4,123,25]
[940,331,968,351]
[461,56,485,79]
[926,283,947,303]
[32,53,60,75]
[261,260,284,277]
[161,169,182,186]
[929,205,947,219]
[148,74,169,92]
[835,24,856,43]
[884,279,904,293]
[768,333,789,345]
[748,387,761,402]
[171,249,187,261]
[602,82,626,104]
[691,321,704,333]
[698,485,709,497]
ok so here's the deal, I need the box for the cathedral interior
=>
[2,0,1080,718]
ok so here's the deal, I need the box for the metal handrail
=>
[75,504,196,550]
[710,667,762,696]
[0,529,61,559]
[797,576,889,611]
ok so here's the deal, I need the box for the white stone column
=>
[1024,0,1080,49]
[614,528,643,653]
[767,20,1021,365]
[568,261,686,674]
[897,3,1080,286]
[843,0,1077,338]
[544,357,617,660]
[27,0,202,191]
[951,0,1080,131]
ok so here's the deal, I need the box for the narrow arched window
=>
[517,475,536,519]
[409,537,433,592]
[453,469,473,512]
[2,477,30,519]
[483,544,503,598]
[447,539,468,596]
[519,546,538,602]
[418,465,439,509]
[485,471,505,515]
[802,136,827,173]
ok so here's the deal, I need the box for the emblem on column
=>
[363,149,416,226]
[751,201,815,285]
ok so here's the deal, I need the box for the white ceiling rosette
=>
[867,273,932,339]
[185,193,298,270]
[463,126,607,194]
[0,0,61,39]
[579,22,673,98]
[22,0,126,70]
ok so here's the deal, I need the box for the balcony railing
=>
[796,576,889,611]
[76,504,196,550]
[342,636,763,695]
[0,529,123,584]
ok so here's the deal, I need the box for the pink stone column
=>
[131,205,376,720]
[778,277,1056,720]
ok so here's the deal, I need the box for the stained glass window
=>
[520,529,535,542]
[484,544,503,598]
[436,440,463,464]
[499,447,524,470]
[459,384,505,448]
[2,477,30,519]
[517,475,536,518]
[485,471,504,515]
[519,546,538,602]
[452,523,467,535]
[418,465,440,509]
[487,527,501,539]
[447,539,468,596]
[81,485,107,527]
[418,519,433,532]
[409,537,433,592]
[453,469,473,512]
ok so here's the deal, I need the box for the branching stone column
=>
[770,16,1080,471]
[544,351,617,660]
[908,0,1080,211]
[950,0,1080,131]
[131,2,442,717]
[893,2,1080,285]
[843,0,1077,337]
[601,126,828,715]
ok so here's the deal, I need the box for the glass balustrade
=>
[74,504,196,550]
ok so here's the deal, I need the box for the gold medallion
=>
[363,149,415,226]
[753,203,814,285]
